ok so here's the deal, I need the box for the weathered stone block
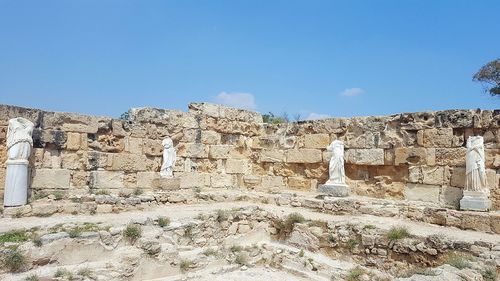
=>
[65,132,81,150]
[345,149,384,165]
[225,159,249,174]
[242,175,261,187]
[260,150,285,162]
[395,148,434,166]
[404,183,440,203]
[177,143,209,158]
[440,186,463,209]
[32,203,58,216]
[125,137,143,154]
[31,169,71,189]
[304,134,330,149]
[136,172,159,188]
[417,128,462,148]
[211,174,234,188]
[201,131,221,144]
[408,166,445,185]
[450,167,466,187]
[209,145,232,159]
[261,176,284,188]
[143,139,163,156]
[179,172,210,188]
[286,149,322,163]
[109,154,147,171]
[90,171,124,189]
[435,148,466,166]
[152,178,181,190]
[287,177,311,190]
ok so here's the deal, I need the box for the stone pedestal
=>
[4,159,29,207]
[318,183,350,197]
[460,191,491,212]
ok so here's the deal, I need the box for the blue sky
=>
[0,0,498,119]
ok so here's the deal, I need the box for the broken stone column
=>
[4,117,34,207]
[318,140,350,197]
[460,136,491,211]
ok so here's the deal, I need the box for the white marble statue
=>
[4,117,34,207]
[326,140,346,185]
[460,135,491,211]
[160,137,176,178]
[465,136,488,193]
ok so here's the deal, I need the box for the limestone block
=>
[345,132,376,148]
[41,111,100,133]
[260,150,285,162]
[209,145,232,159]
[96,204,113,214]
[287,177,311,190]
[152,178,181,190]
[32,129,67,149]
[486,169,498,189]
[32,203,58,216]
[242,175,261,187]
[417,128,462,148]
[404,183,440,203]
[225,159,249,174]
[31,169,71,189]
[280,136,296,149]
[408,166,445,185]
[286,149,322,163]
[201,131,221,144]
[486,149,500,169]
[440,186,463,209]
[143,139,163,156]
[177,143,209,158]
[179,172,210,188]
[65,132,81,150]
[136,172,159,188]
[261,176,284,188]
[304,134,330,149]
[345,149,384,165]
[109,154,148,171]
[61,152,85,170]
[322,151,332,163]
[90,171,124,189]
[450,167,466,187]
[395,148,434,166]
[435,148,467,166]
[70,171,89,188]
[125,137,143,154]
[211,174,234,188]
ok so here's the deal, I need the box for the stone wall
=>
[0,103,499,209]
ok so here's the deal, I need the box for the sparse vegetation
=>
[363,224,376,230]
[481,267,498,281]
[77,267,93,278]
[444,253,474,269]
[346,266,367,281]
[274,212,305,239]
[387,226,410,241]
[347,239,360,250]
[299,249,305,257]
[216,209,230,223]
[262,112,289,124]
[157,216,171,227]
[230,245,243,253]
[398,267,437,278]
[32,235,42,247]
[0,229,29,244]
[234,253,248,265]
[180,259,193,272]
[52,191,65,200]
[3,249,26,272]
[13,211,23,218]
[54,268,71,278]
[203,248,218,257]
[23,274,39,281]
[328,234,337,244]
[123,223,142,243]
[183,223,195,240]
[95,190,110,195]
[133,187,143,196]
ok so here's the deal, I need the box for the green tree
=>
[473,59,500,96]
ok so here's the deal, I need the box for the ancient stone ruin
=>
[0,103,499,281]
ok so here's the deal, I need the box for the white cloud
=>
[306,113,331,120]
[214,92,256,110]
[340,87,364,97]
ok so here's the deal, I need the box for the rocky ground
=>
[0,191,499,281]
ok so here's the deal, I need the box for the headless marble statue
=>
[318,140,349,197]
[4,117,34,207]
[160,137,176,178]
[460,136,491,211]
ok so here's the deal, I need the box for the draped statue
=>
[160,137,176,178]
[327,140,346,185]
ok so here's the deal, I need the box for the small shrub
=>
[234,253,248,265]
[157,217,171,227]
[347,239,359,249]
[299,249,304,257]
[0,229,28,244]
[123,223,142,243]
[275,212,305,239]
[77,267,93,278]
[261,198,269,204]
[363,224,376,230]
[328,234,337,244]
[24,274,39,281]
[444,254,473,269]
[32,235,43,247]
[52,191,64,200]
[133,187,143,196]
[68,228,82,238]
[13,211,23,218]
[216,210,230,223]
[54,268,70,278]
[346,266,367,281]
[230,245,243,253]
[183,223,195,240]
[3,249,26,272]
[203,248,218,257]
[387,226,410,241]
[118,191,131,198]
[481,267,498,281]
[95,190,110,195]
[398,267,437,278]
[180,259,193,272]
[31,192,48,201]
